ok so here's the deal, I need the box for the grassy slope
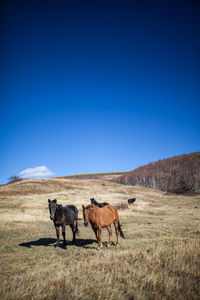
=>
[0,178,200,300]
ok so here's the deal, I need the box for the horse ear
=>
[48,199,50,203]
[53,199,57,203]
[82,205,85,210]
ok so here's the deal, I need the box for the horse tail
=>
[118,221,125,238]
[75,218,80,237]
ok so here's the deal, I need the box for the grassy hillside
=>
[114,152,200,194]
[0,177,200,299]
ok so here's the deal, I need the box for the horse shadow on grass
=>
[19,238,97,249]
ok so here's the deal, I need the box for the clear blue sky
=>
[0,0,200,184]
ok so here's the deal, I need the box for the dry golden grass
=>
[0,178,200,299]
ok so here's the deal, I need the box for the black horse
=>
[48,199,79,249]
[90,198,109,208]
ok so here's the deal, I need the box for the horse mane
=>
[85,204,94,210]
[56,204,63,210]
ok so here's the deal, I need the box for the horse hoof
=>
[106,244,110,248]
[97,247,101,251]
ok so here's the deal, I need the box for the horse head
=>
[48,199,57,221]
[82,205,91,227]
[90,198,95,205]
[90,198,99,206]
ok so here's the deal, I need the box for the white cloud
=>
[19,166,55,178]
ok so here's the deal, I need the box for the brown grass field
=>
[0,177,200,300]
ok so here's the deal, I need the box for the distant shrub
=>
[8,175,22,184]
[116,201,128,210]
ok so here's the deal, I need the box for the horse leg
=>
[74,219,78,236]
[55,226,60,248]
[114,221,120,246]
[107,226,112,247]
[70,223,76,244]
[97,227,103,250]
[62,225,67,248]
[92,226,98,240]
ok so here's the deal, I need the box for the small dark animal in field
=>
[48,199,79,249]
[90,198,109,207]
[128,198,136,204]
[82,204,125,250]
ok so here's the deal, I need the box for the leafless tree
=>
[8,175,22,184]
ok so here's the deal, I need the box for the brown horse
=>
[82,204,125,250]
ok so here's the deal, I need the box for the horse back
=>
[91,205,118,227]
[62,205,78,225]
[65,205,78,217]
[103,205,119,219]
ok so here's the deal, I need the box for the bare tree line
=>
[115,152,200,194]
